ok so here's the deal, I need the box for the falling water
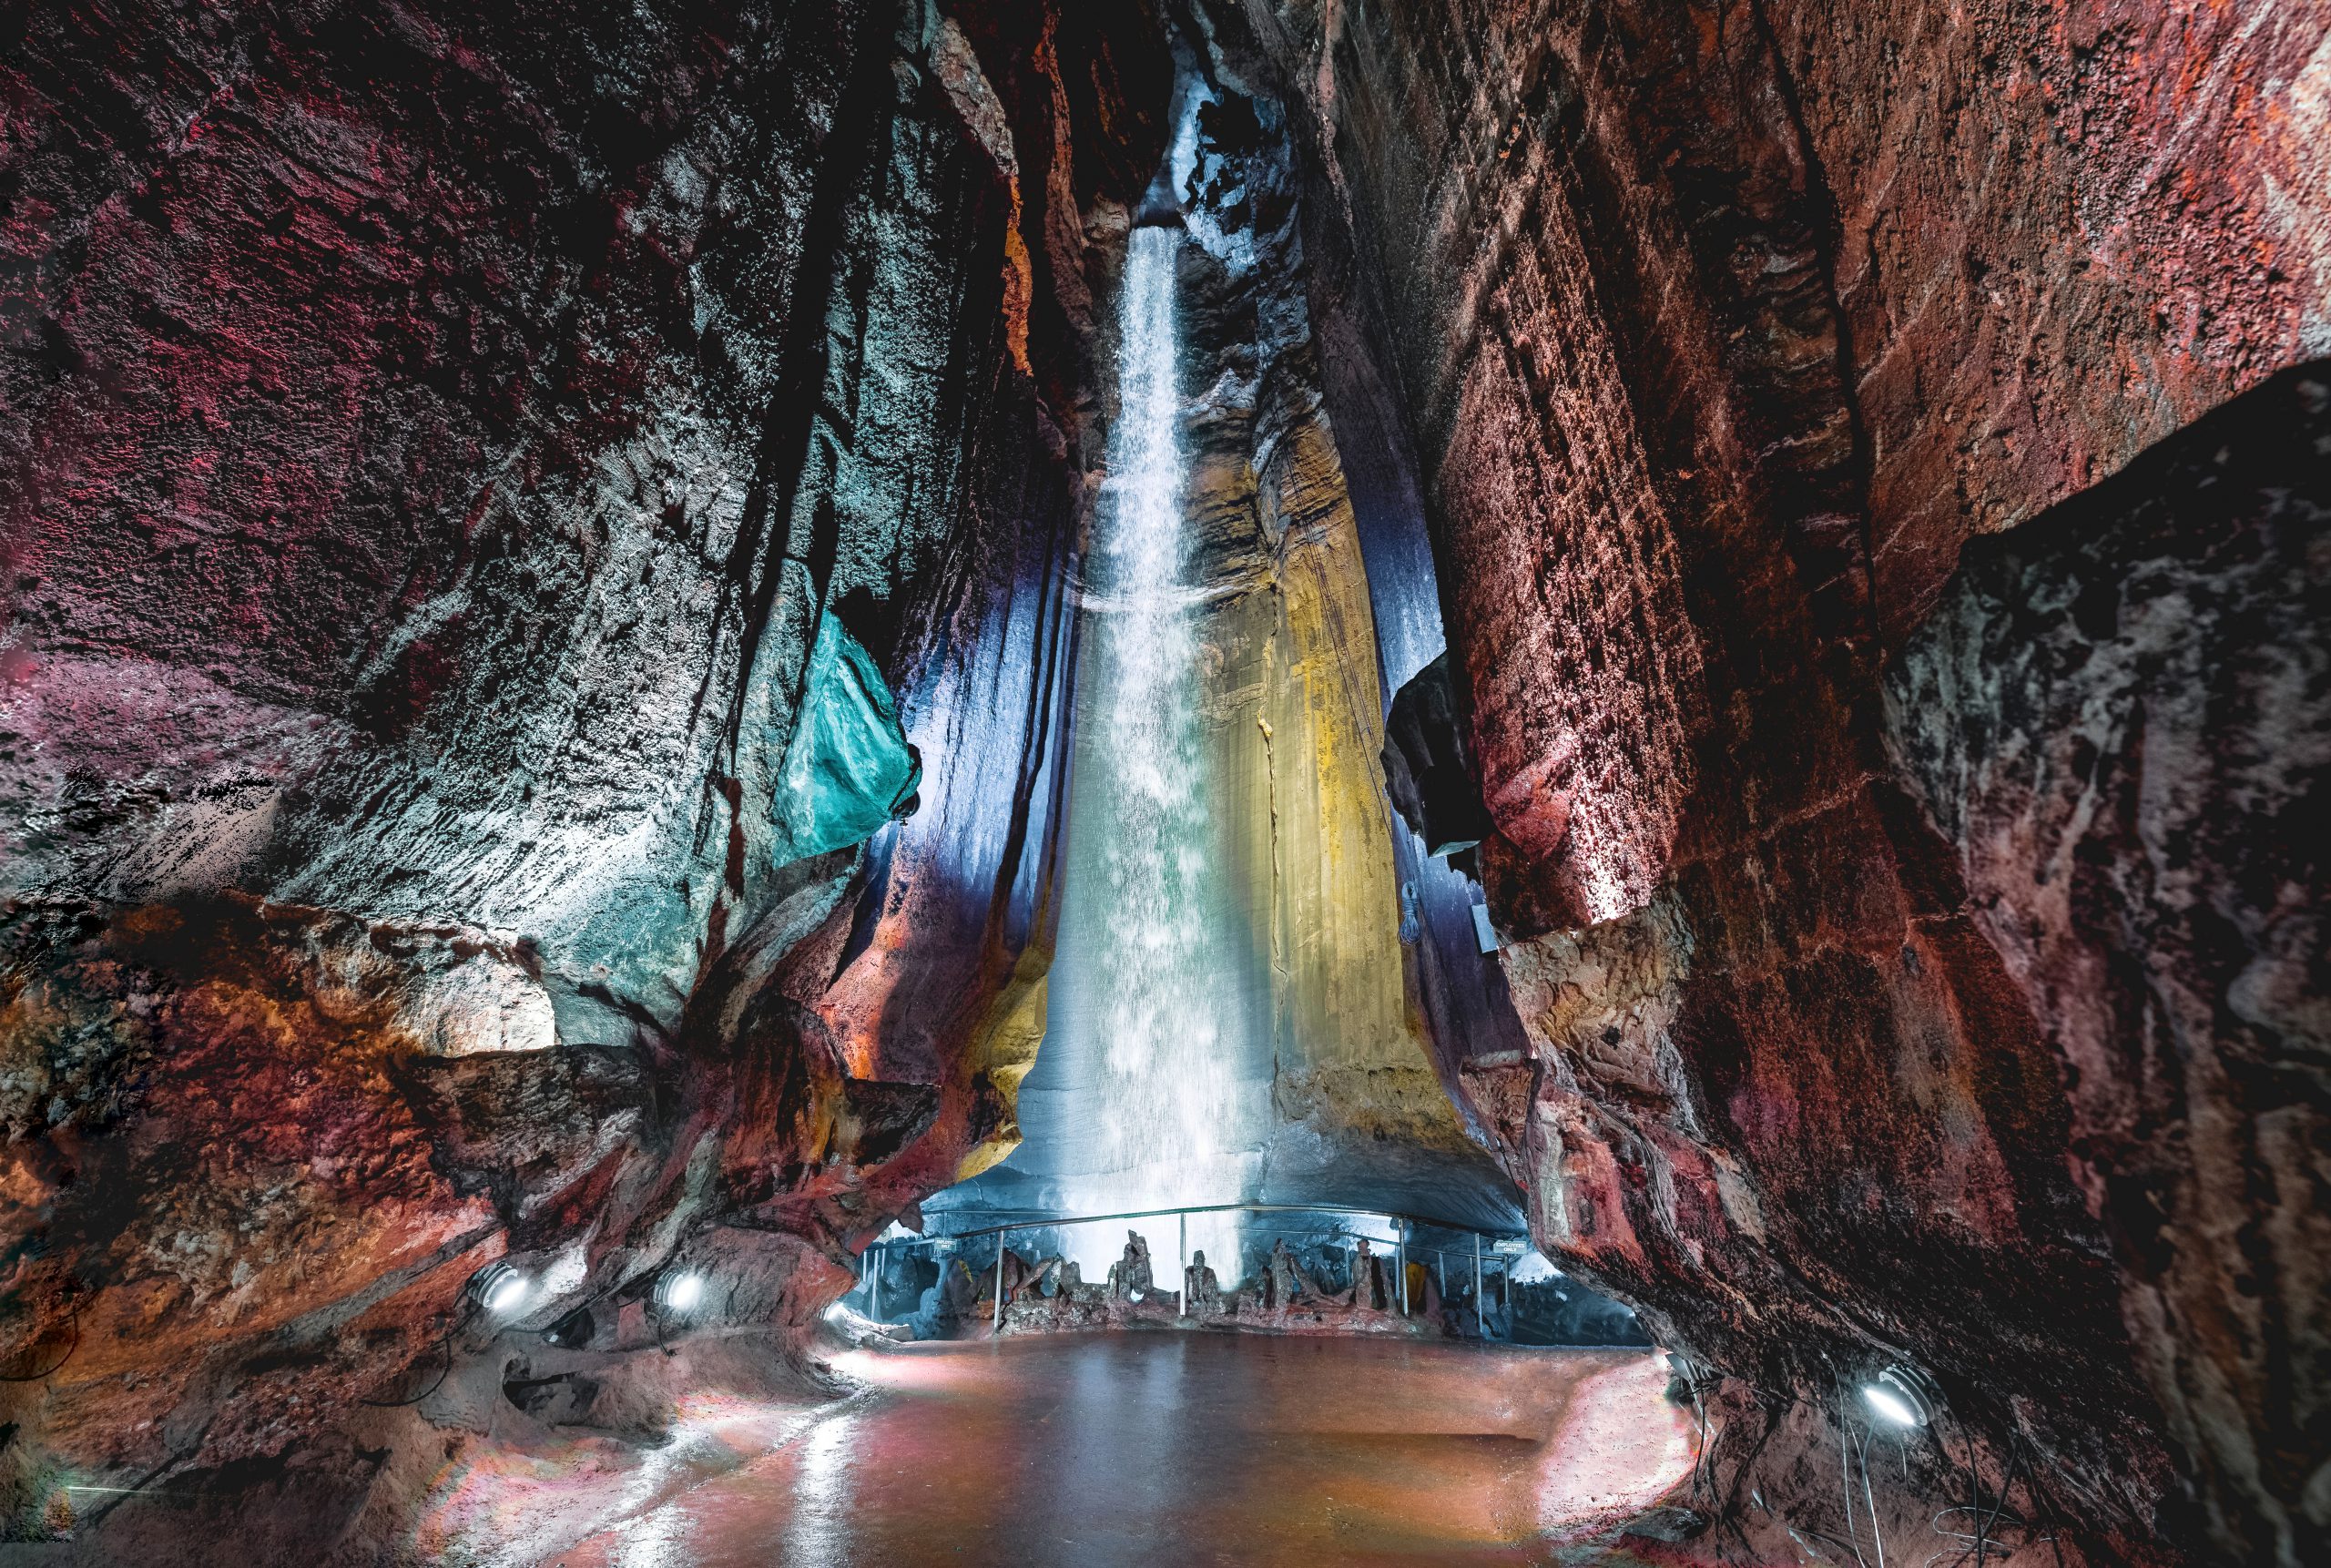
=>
[980,223,1270,1286]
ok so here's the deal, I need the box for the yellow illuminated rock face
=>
[950,954,1051,1185]
[1186,361,1483,1168]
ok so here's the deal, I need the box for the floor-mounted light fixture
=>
[468,1261,530,1319]
[654,1269,707,1319]
[1860,1364,1936,1429]
[364,1262,527,1410]
[648,1268,710,1358]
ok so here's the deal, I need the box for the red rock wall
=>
[1888,365,2331,1564]
[1235,0,2328,1561]
[4,0,2322,1559]
[1770,1,2331,627]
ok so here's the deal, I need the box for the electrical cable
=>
[1974,1431,2029,1567]
[1839,1397,1873,1568]
[360,1299,479,1409]
[1790,1523,1867,1565]
[1694,1390,1715,1504]
[1920,1427,2058,1568]
[1685,1369,1715,1505]
[0,1302,78,1382]
[1857,1422,1888,1568]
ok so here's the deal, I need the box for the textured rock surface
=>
[1774,0,2331,625]
[1167,62,1509,1214]
[1888,364,2331,1563]
[1,0,1169,1549]
[1234,0,2330,1563]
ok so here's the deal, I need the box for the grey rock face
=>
[1888,363,2331,1563]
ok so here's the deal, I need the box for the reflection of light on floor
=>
[610,1503,689,1568]
[776,1410,859,1568]
[420,1385,836,1568]
[550,1338,1699,1566]
[1534,1352,1696,1535]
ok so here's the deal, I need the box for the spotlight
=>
[655,1269,707,1319]
[468,1261,530,1318]
[1860,1365,1935,1429]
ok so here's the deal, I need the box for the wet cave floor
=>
[556,1335,1696,1568]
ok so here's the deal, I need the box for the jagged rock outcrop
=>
[1,0,1168,1551]
[1232,0,2329,1563]
[1887,363,2331,1563]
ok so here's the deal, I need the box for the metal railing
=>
[855,1200,1526,1337]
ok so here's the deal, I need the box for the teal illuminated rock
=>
[771,611,923,864]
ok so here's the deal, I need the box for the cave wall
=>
[1231,0,2329,1561]
[1766,0,2331,629]
[1167,63,1511,1218]
[3,0,2323,1559]
[1,0,1169,1541]
[1887,366,2331,1566]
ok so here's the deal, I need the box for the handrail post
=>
[1473,1232,1484,1339]
[1397,1218,1409,1316]
[1178,1212,1188,1317]
[869,1243,880,1321]
[992,1234,1006,1333]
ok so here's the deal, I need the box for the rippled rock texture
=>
[1235,1,2328,1563]
[1888,365,2331,1564]
[2,0,1168,1549]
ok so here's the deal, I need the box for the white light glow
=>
[484,1272,529,1316]
[663,1272,705,1314]
[1511,1248,1560,1284]
[1013,219,1263,1287]
[1862,1382,1922,1428]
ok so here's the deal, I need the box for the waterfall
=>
[988,223,1269,1286]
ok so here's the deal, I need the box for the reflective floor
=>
[558,1334,1695,1567]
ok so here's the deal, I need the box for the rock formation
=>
[2,0,1172,1547]
[1182,1247,1223,1315]
[1105,1229,1155,1298]
[1224,1,2329,1562]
